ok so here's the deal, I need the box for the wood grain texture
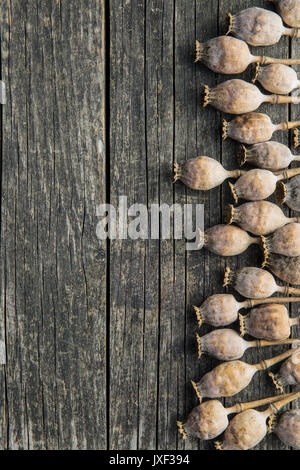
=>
[0,0,299,450]
[289,3,300,441]
[218,0,291,451]
[0,0,107,449]
[174,0,220,452]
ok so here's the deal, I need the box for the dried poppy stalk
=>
[222,113,300,145]
[264,253,300,285]
[271,409,300,449]
[276,175,300,211]
[191,347,298,402]
[261,223,300,264]
[226,7,300,46]
[203,79,300,115]
[223,265,300,298]
[173,156,245,190]
[239,303,300,341]
[238,141,300,171]
[177,391,294,441]
[194,293,300,328]
[270,0,300,28]
[229,168,300,203]
[198,224,259,256]
[194,36,300,74]
[225,201,299,235]
[215,390,300,450]
[269,348,300,392]
[196,329,300,361]
[253,64,300,95]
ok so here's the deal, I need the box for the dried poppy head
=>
[261,223,300,266]
[194,36,300,74]
[177,392,295,441]
[270,0,300,28]
[196,329,300,361]
[276,175,300,211]
[198,224,259,256]
[238,141,300,171]
[191,347,297,402]
[239,303,300,341]
[229,168,300,203]
[269,348,300,392]
[215,390,300,450]
[253,63,300,95]
[224,200,299,235]
[202,79,300,115]
[264,253,300,285]
[224,265,300,298]
[197,329,248,362]
[173,156,245,190]
[222,113,300,145]
[226,7,300,46]
[177,400,229,441]
[272,409,300,449]
[194,293,247,328]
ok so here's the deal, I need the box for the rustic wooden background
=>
[0,0,299,450]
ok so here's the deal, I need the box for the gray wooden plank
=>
[0,369,7,448]
[289,8,300,447]
[141,0,173,450]
[219,0,293,451]
[0,0,7,449]
[172,0,220,452]
[0,0,107,449]
[109,0,156,450]
[155,0,184,451]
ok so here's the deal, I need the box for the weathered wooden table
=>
[0,0,299,450]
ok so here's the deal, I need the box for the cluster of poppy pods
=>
[176,3,300,450]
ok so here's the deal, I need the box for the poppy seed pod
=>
[269,348,300,392]
[271,409,300,449]
[261,223,300,265]
[203,80,300,115]
[264,253,300,285]
[215,390,300,450]
[194,293,300,328]
[223,265,300,298]
[229,168,300,203]
[294,128,300,148]
[198,224,259,256]
[177,392,294,441]
[270,0,300,28]
[238,141,300,171]
[225,201,299,235]
[227,7,300,46]
[191,347,298,402]
[194,36,300,74]
[194,293,246,328]
[253,64,300,95]
[173,157,245,190]
[196,329,300,361]
[222,113,300,145]
[276,175,300,211]
[239,303,300,341]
